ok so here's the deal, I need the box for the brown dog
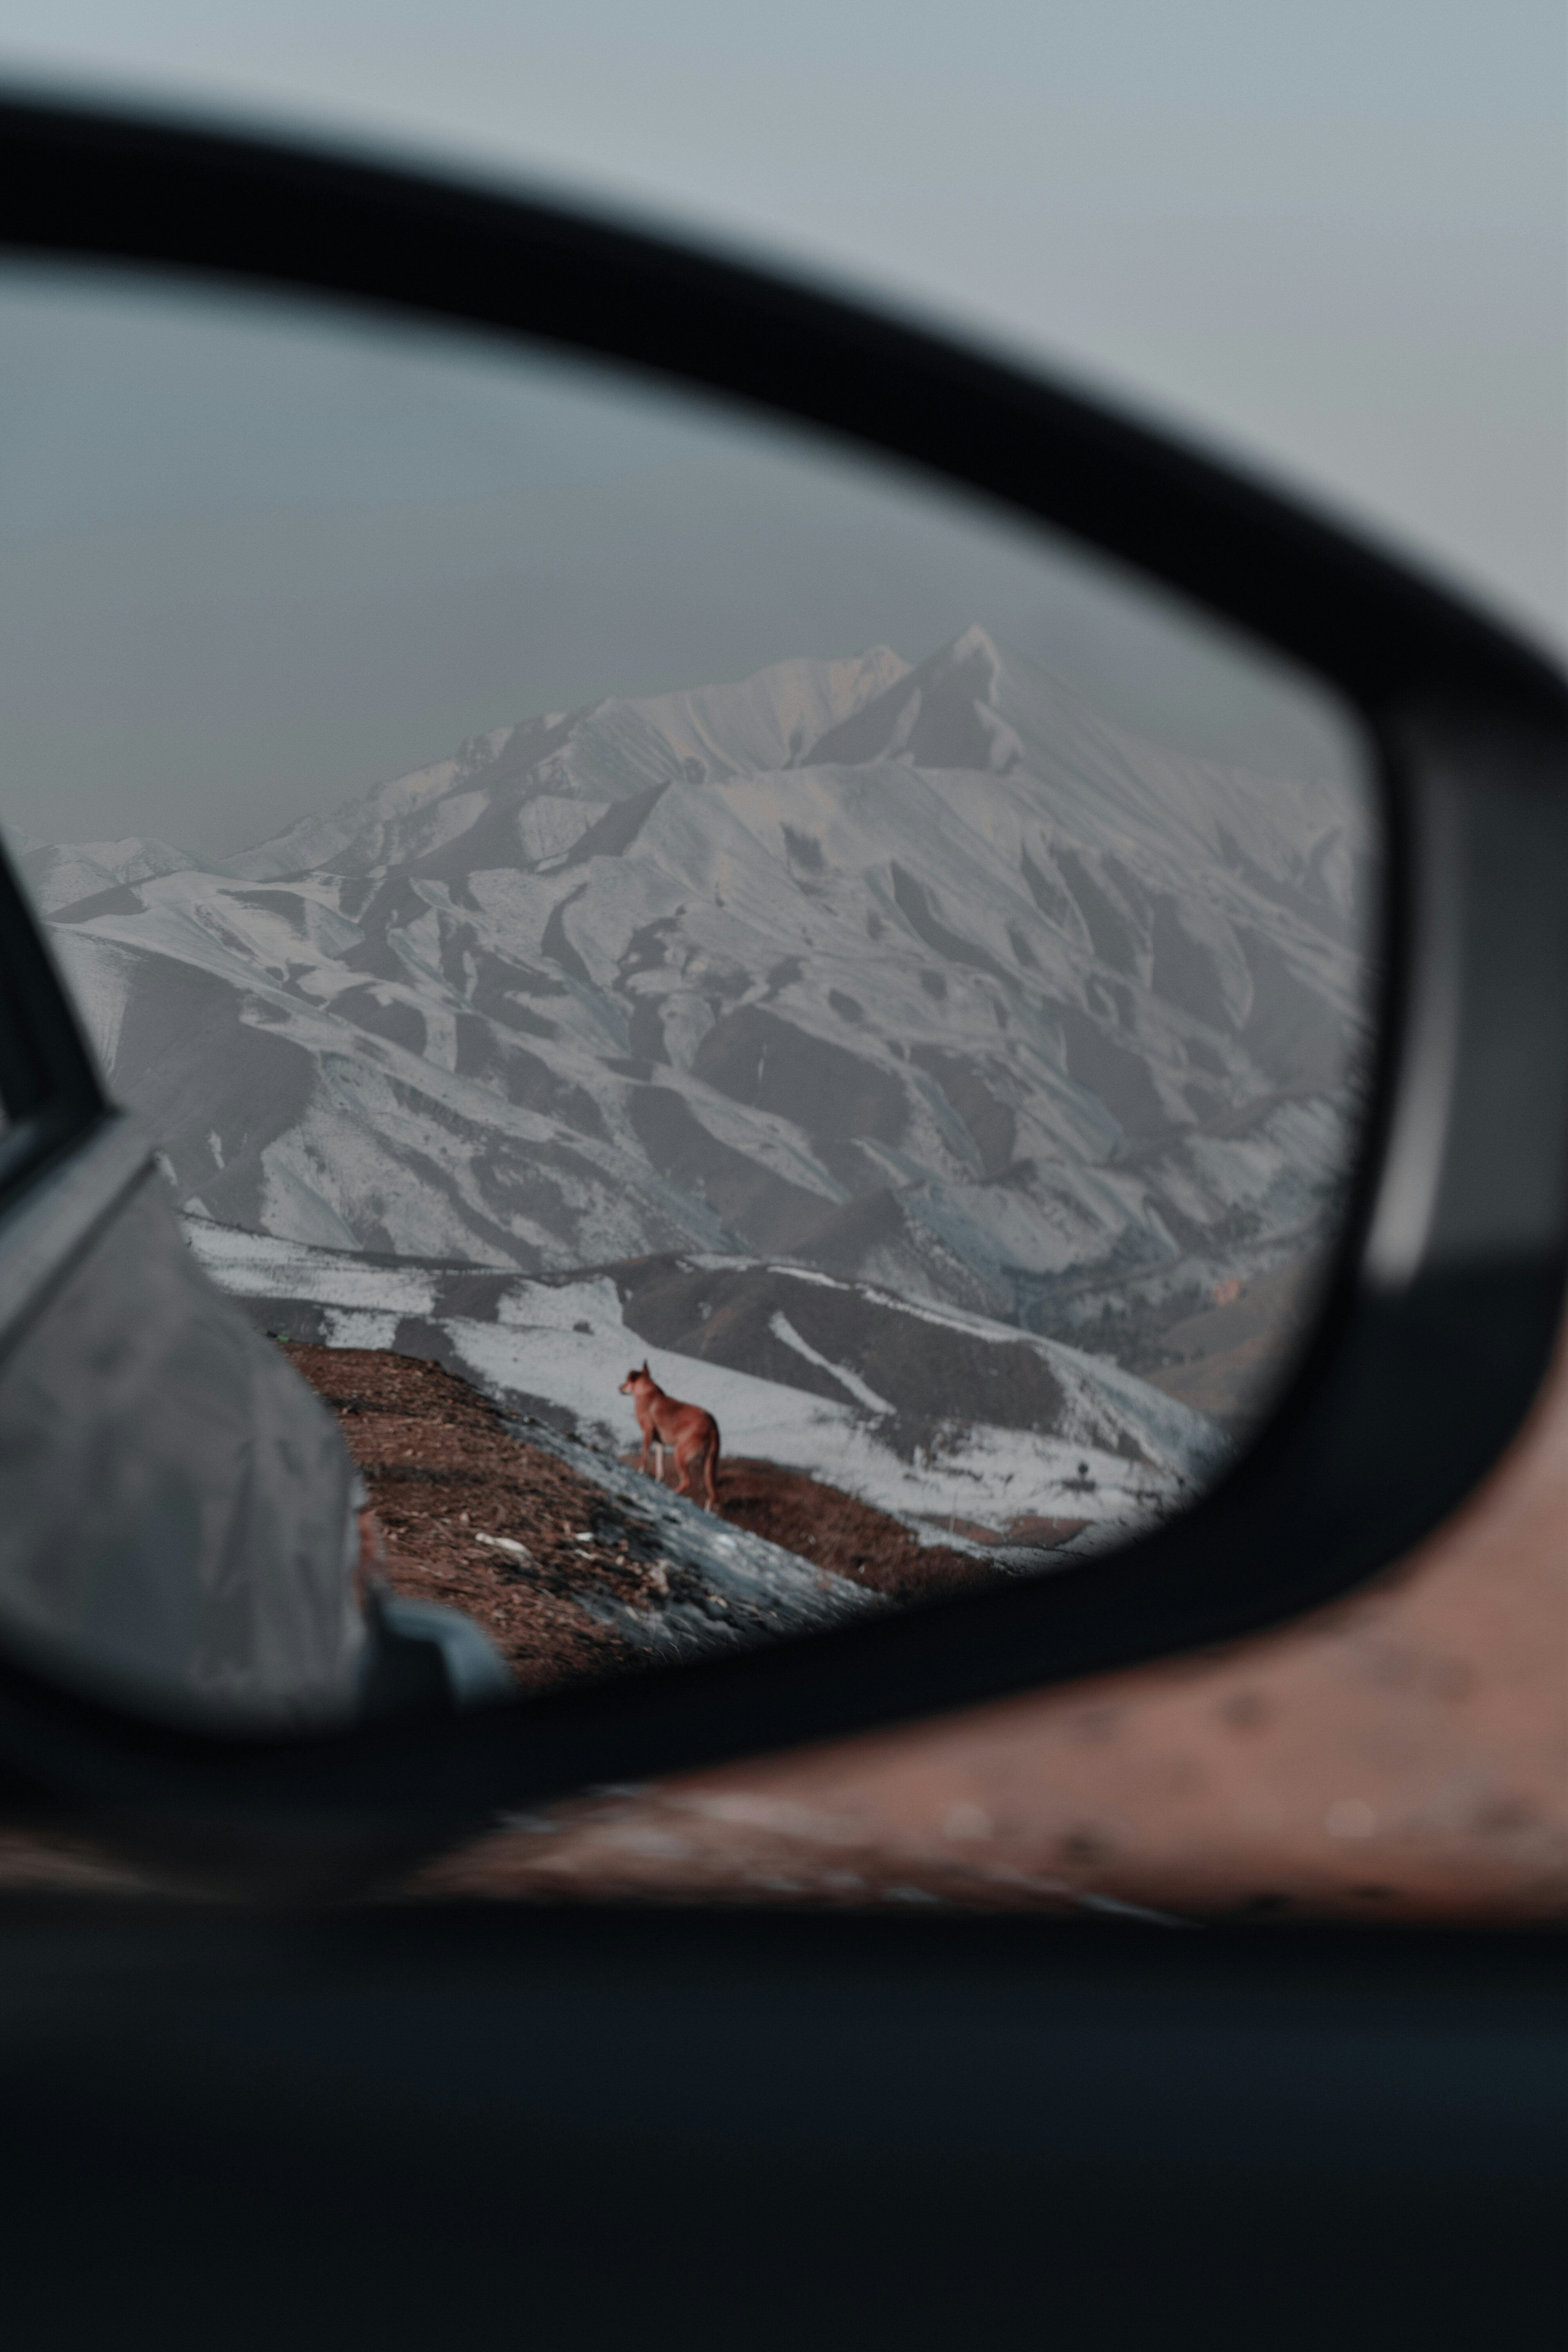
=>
[619,1362,721,1511]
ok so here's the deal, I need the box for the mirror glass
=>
[0,263,1378,1714]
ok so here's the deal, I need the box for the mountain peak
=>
[804,622,1022,774]
[940,621,1004,677]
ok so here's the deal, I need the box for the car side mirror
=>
[0,93,1563,1892]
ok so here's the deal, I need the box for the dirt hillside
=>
[284,1343,990,1692]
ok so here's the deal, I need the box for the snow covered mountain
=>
[26,624,1370,1309]
[15,621,1373,1521]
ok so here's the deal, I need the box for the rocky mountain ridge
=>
[15,621,1372,1508]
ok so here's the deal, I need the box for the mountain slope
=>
[23,624,1373,1401]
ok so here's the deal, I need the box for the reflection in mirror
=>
[0,264,1378,1715]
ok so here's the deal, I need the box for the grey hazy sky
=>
[0,1,1562,652]
[0,273,1356,857]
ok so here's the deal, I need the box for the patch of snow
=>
[767,1310,896,1417]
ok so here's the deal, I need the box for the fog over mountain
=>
[16,624,1373,1534]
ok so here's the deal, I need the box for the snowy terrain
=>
[182,1219,1228,1541]
[13,622,1372,1548]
